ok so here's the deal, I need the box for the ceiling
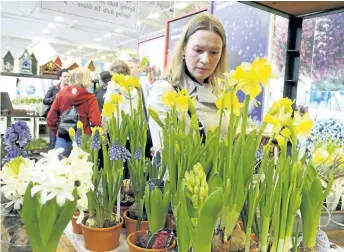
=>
[254,1,344,17]
[1,1,209,62]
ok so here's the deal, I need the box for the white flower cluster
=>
[0,143,94,221]
[0,157,35,210]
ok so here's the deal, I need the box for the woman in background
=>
[148,13,228,152]
[47,68,101,157]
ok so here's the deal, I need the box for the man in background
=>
[43,68,70,149]
[95,71,112,112]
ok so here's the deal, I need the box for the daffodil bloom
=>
[110,93,124,104]
[175,89,190,111]
[91,126,104,136]
[312,147,330,166]
[115,75,141,93]
[293,111,313,136]
[111,73,125,84]
[69,127,75,139]
[102,102,116,118]
[216,90,243,116]
[77,120,83,129]
[162,90,177,108]
[251,57,275,86]
[280,127,291,138]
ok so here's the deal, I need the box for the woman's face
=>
[183,30,223,83]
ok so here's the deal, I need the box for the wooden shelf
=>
[1,72,57,80]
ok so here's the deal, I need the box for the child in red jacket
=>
[47,68,101,157]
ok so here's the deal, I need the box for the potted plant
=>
[80,97,130,251]
[0,145,94,252]
[127,179,176,251]
[111,74,151,235]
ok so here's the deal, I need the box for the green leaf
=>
[38,196,58,246]
[21,182,42,251]
[192,187,224,252]
[208,172,222,195]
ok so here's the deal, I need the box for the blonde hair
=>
[110,60,131,75]
[166,13,227,94]
[70,68,92,88]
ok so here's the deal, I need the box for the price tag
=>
[316,230,330,252]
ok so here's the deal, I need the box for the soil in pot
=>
[127,230,177,252]
[124,210,149,235]
[212,224,258,252]
[81,214,123,252]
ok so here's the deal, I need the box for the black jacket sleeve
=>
[43,87,57,105]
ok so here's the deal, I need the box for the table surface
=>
[59,229,344,252]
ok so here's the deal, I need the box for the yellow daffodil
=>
[77,120,83,129]
[251,57,275,86]
[162,90,177,108]
[175,89,190,111]
[102,102,116,118]
[280,127,291,138]
[69,127,75,139]
[312,147,330,166]
[216,91,243,116]
[209,124,216,133]
[293,111,313,136]
[91,126,104,136]
[112,73,125,84]
[110,93,124,104]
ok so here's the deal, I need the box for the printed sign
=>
[41,1,138,29]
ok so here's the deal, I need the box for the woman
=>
[95,70,112,111]
[147,13,228,152]
[47,68,101,157]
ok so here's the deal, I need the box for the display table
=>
[64,222,129,252]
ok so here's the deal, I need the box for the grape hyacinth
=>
[306,118,344,153]
[90,130,101,150]
[75,128,82,147]
[3,120,32,161]
[109,140,131,161]
[134,147,142,160]
[153,150,162,168]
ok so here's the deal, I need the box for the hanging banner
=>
[40,1,138,29]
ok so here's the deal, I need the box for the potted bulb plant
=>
[127,180,176,251]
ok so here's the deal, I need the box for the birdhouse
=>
[67,62,79,71]
[55,56,62,68]
[2,51,14,72]
[19,49,32,74]
[31,53,38,75]
[40,61,61,76]
[87,60,96,72]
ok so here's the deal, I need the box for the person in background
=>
[47,68,101,157]
[95,71,112,112]
[148,13,228,153]
[43,69,70,149]
[128,57,152,100]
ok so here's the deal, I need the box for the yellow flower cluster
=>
[112,74,140,93]
[220,57,275,99]
[216,90,243,116]
[184,163,208,208]
[102,93,124,119]
[312,146,344,168]
[263,98,313,143]
[162,88,192,112]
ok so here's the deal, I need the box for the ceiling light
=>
[48,23,56,29]
[66,51,71,55]
[174,2,188,9]
[101,56,106,60]
[78,46,83,50]
[115,28,123,33]
[55,16,64,22]
[95,37,102,42]
[42,29,50,34]
[136,21,141,26]
[104,32,112,38]
[148,13,160,19]
[71,49,76,52]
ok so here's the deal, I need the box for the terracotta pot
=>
[124,210,149,235]
[127,230,177,252]
[71,212,89,235]
[81,215,123,252]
